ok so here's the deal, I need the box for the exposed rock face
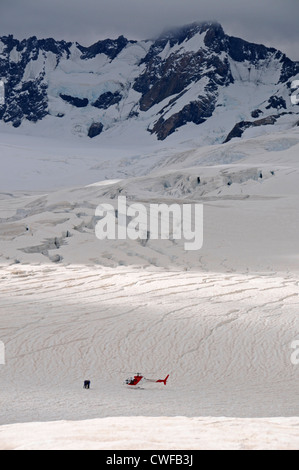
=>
[224,116,278,143]
[77,35,130,61]
[88,122,104,138]
[0,35,71,126]
[266,96,287,110]
[60,94,89,108]
[0,22,298,140]
[92,91,122,109]
[251,109,263,118]
[133,23,233,137]
[151,96,216,140]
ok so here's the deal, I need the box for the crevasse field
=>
[0,123,298,450]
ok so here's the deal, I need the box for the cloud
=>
[0,0,298,59]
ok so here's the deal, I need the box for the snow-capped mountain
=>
[1,22,299,451]
[0,21,298,143]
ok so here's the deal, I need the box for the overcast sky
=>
[1,0,298,60]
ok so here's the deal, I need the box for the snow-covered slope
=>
[0,128,298,449]
[1,417,299,450]
[1,127,299,272]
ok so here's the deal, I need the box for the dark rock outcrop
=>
[88,122,104,138]
[78,35,130,60]
[251,109,263,118]
[151,95,216,140]
[60,94,89,108]
[92,91,122,109]
[266,96,287,110]
[224,115,278,143]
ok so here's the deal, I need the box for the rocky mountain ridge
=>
[0,22,298,142]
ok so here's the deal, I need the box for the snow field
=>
[0,127,299,449]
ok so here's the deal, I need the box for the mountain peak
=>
[157,21,224,45]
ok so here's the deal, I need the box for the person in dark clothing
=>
[83,380,91,389]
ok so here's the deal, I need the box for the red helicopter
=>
[125,373,169,387]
